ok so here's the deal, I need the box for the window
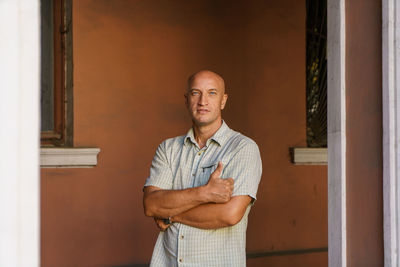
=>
[306,0,327,148]
[290,0,327,165]
[40,0,73,147]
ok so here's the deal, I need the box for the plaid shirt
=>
[144,121,262,266]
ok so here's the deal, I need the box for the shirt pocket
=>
[194,162,218,187]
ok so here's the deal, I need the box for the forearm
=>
[143,186,209,218]
[172,203,231,229]
[171,195,251,229]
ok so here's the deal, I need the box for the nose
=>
[198,93,208,106]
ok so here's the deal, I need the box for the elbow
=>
[143,186,163,218]
[225,216,241,227]
[222,195,252,227]
[224,209,244,227]
[143,198,155,217]
[144,207,153,217]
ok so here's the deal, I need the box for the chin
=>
[191,118,209,126]
[192,117,220,127]
[193,120,208,126]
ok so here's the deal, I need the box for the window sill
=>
[40,147,100,168]
[290,147,327,165]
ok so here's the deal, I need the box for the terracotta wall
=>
[41,0,327,266]
[346,0,384,265]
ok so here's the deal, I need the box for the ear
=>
[221,94,228,110]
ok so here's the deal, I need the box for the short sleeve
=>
[144,141,174,190]
[222,141,262,200]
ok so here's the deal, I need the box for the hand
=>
[204,162,234,203]
[154,217,171,231]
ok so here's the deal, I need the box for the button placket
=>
[193,146,210,187]
[177,227,183,266]
[190,147,204,186]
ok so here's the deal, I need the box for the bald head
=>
[187,70,225,93]
[185,70,228,128]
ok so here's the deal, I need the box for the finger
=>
[157,221,167,231]
[161,222,170,231]
[226,182,234,192]
[223,194,231,202]
[212,161,223,177]
[226,178,234,185]
[156,221,163,230]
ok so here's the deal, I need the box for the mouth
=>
[197,109,209,114]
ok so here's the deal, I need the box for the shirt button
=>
[192,173,195,177]
[198,152,201,155]
[179,258,183,262]
[180,235,184,239]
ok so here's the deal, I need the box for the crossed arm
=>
[143,162,252,230]
[170,195,251,229]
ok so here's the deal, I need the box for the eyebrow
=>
[188,88,218,91]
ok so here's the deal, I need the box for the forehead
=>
[189,74,224,91]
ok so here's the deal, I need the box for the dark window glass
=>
[306,0,327,147]
[41,0,54,132]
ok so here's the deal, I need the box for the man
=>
[143,70,262,266]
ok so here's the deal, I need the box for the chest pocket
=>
[194,162,218,187]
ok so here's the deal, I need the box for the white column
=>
[327,0,346,266]
[0,0,40,266]
[382,0,400,266]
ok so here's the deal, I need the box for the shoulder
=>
[227,129,260,152]
[159,135,186,149]
[155,135,186,156]
[151,135,186,163]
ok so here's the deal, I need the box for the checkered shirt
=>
[144,121,262,267]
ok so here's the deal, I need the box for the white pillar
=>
[382,0,400,266]
[0,0,40,266]
[327,0,346,266]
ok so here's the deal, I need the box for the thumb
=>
[211,161,223,178]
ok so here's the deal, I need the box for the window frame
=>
[40,0,73,147]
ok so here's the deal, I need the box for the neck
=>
[193,119,222,149]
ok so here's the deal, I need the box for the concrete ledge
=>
[40,148,100,168]
[290,147,327,165]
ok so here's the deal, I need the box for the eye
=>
[191,91,200,96]
[209,91,217,95]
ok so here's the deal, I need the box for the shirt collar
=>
[184,120,231,147]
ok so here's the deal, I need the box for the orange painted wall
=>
[41,1,327,266]
[346,0,384,265]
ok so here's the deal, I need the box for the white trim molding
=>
[0,0,40,265]
[40,148,101,168]
[382,0,400,266]
[327,0,346,266]
[291,148,327,165]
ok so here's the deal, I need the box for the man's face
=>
[185,73,228,127]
